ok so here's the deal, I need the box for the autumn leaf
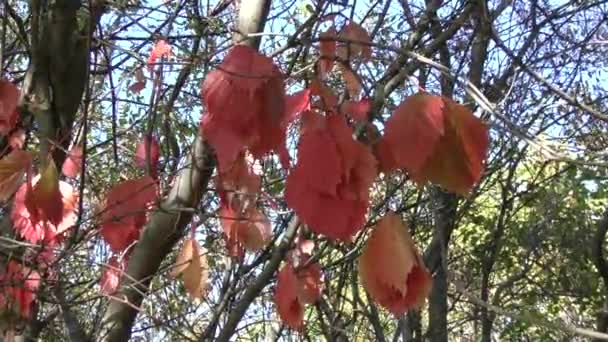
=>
[62,145,83,178]
[148,40,172,70]
[336,22,372,62]
[376,93,489,194]
[25,159,65,226]
[100,176,158,252]
[0,261,41,319]
[8,129,25,149]
[200,45,289,172]
[0,79,19,136]
[134,136,160,171]
[219,205,271,257]
[172,238,209,299]
[285,112,377,241]
[12,173,78,245]
[318,26,337,77]
[295,263,323,304]
[100,256,126,295]
[358,212,432,316]
[340,98,371,122]
[0,149,32,202]
[339,64,362,99]
[274,262,304,330]
[129,68,146,93]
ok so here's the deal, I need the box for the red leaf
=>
[358,212,432,315]
[341,98,371,122]
[274,263,304,330]
[215,152,261,212]
[0,79,19,136]
[100,256,125,295]
[100,176,158,252]
[25,160,65,226]
[0,261,40,319]
[285,112,377,241]
[219,205,271,257]
[296,263,323,304]
[318,27,337,77]
[62,145,83,178]
[376,93,489,194]
[12,174,77,245]
[148,40,172,70]
[129,68,146,93]
[134,136,160,170]
[200,45,287,171]
[0,149,32,202]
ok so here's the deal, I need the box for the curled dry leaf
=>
[375,93,489,195]
[172,238,209,299]
[358,212,432,316]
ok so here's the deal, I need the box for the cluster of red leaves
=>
[358,212,432,315]
[274,239,324,330]
[0,261,41,320]
[216,152,272,258]
[285,111,377,241]
[200,45,292,172]
[376,93,490,195]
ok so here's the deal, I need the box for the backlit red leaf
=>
[100,176,158,252]
[274,263,304,330]
[296,263,323,304]
[134,136,160,170]
[12,174,77,245]
[24,159,64,226]
[62,145,83,178]
[358,212,432,315]
[200,45,287,171]
[0,261,40,319]
[285,112,377,241]
[100,256,125,295]
[148,40,172,70]
[340,98,371,122]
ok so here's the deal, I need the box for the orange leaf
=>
[339,64,362,99]
[376,93,489,194]
[148,40,172,70]
[0,149,32,202]
[358,212,432,315]
[177,239,209,299]
[337,22,372,61]
[318,26,337,77]
[62,145,83,178]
